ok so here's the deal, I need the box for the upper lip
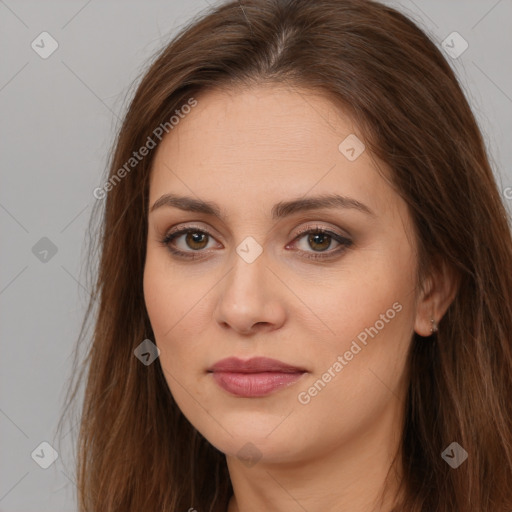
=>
[208,357,307,374]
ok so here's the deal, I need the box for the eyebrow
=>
[149,192,375,219]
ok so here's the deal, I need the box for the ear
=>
[414,257,460,337]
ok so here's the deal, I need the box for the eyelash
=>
[160,224,353,261]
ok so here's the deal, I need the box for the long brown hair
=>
[58,0,512,510]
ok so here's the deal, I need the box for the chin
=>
[200,421,303,464]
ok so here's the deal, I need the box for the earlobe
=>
[413,273,436,337]
[413,258,460,337]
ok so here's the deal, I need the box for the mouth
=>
[207,357,307,397]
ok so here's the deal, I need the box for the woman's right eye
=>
[161,228,218,260]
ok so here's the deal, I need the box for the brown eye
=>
[306,232,332,252]
[183,231,209,250]
[161,227,218,260]
[290,227,353,261]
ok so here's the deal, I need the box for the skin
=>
[143,85,457,512]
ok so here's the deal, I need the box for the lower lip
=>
[211,371,305,397]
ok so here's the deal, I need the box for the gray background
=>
[1,0,511,510]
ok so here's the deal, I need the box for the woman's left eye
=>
[160,226,352,261]
[289,228,353,260]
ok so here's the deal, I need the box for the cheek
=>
[143,252,210,390]
[295,256,414,352]
[143,261,197,413]
[295,258,416,406]
[143,256,184,380]
[143,250,200,340]
[293,298,412,457]
[143,258,171,338]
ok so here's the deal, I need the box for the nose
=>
[214,251,286,336]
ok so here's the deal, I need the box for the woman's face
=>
[143,85,424,466]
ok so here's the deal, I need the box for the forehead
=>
[148,85,396,220]
[154,85,361,165]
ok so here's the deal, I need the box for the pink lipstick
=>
[208,357,307,397]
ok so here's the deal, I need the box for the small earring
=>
[430,318,438,334]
